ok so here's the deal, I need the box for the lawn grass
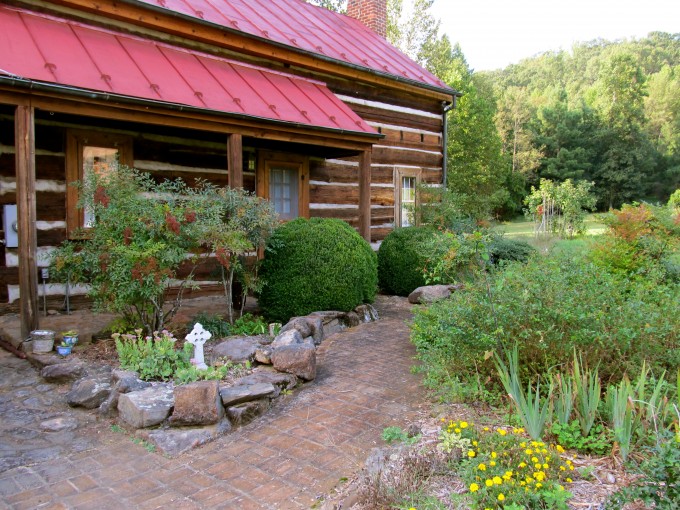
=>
[493,213,607,238]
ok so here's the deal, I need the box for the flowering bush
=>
[441,420,576,509]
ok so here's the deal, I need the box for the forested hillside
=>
[308,0,680,217]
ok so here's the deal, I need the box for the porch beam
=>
[227,133,243,189]
[358,150,372,242]
[15,105,39,340]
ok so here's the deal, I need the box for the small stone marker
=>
[186,323,211,370]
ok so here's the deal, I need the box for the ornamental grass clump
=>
[448,421,576,509]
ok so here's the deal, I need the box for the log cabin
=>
[0,0,457,337]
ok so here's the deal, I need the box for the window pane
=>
[269,167,298,219]
[400,176,416,227]
[83,146,119,227]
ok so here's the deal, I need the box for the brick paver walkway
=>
[0,296,426,509]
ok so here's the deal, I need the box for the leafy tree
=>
[305,0,346,12]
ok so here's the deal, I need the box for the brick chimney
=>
[347,0,387,38]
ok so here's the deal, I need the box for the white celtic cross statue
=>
[185,323,211,370]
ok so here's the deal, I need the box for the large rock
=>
[408,284,459,304]
[211,337,259,363]
[117,384,174,429]
[280,316,324,345]
[355,304,379,323]
[112,370,151,393]
[271,343,316,381]
[236,368,298,392]
[219,383,277,407]
[254,347,272,364]
[270,329,303,349]
[66,376,112,409]
[142,421,231,457]
[169,381,223,427]
[40,362,86,383]
[99,370,151,417]
[227,400,269,427]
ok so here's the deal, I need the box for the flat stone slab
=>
[142,424,230,457]
[211,337,259,363]
[408,284,460,304]
[117,384,174,429]
[236,368,298,391]
[219,383,277,407]
[40,362,86,383]
[40,416,78,432]
[227,400,269,427]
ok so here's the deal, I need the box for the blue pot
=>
[63,335,78,346]
[56,345,72,356]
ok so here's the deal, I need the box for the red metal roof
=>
[135,0,451,92]
[0,5,378,136]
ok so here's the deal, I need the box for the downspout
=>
[441,97,456,189]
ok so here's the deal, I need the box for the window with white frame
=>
[395,168,421,227]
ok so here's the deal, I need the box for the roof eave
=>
[0,75,385,141]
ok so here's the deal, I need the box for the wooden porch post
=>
[15,105,39,340]
[358,149,372,242]
[227,134,243,189]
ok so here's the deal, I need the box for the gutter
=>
[117,0,459,99]
[0,75,385,141]
[441,94,460,189]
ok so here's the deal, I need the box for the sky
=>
[429,0,680,71]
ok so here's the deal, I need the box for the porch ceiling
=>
[0,5,380,140]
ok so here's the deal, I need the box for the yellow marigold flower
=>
[519,462,527,468]
[543,463,549,469]
[490,461,496,467]
[478,463,487,471]
[520,442,527,448]
[569,465,575,471]
[467,450,476,458]
[541,448,548,454]
[440,418,446,422]
[498,493,505,501]
[517,428,525,433]
[472,440,478,446]
[497,428,507,436]
[491,451,498,459]
[503,471,513,481]
[469,483,480,492]
[520,481,526,486]
[533,471,546,482]
[525,448,533,455]
[455,428,461,434]
[531,441,539,447]
[559,466,566,471]
[461,421,468,428]
[535,463,541,469]
[483,426,490,431]
[536,482,543,488]
[493,476,502,485]
[566,477,573,483]
[485,479,494,487]
[559,485,565,491]
[531,456,538,463]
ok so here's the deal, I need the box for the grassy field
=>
[493,213,607,238]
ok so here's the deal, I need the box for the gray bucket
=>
[31,330,55,353]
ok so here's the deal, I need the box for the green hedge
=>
[378,226,444,296]
[258,218,377,322]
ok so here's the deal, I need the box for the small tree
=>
[524,178,596,238]
[50,167,203,333]
[191,186,278,324]
[49,167,278,333]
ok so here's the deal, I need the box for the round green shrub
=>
[488,237,536,265]
[257,218,377,322]
[378,226,444,296]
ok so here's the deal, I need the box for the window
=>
[256,152,309,220]
[395,168,421,227]
[66,131,132,236]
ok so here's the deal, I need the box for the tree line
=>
[309,0,680,218]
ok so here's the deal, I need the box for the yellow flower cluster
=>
[449,422,577,509]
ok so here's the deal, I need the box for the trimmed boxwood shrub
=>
[257,218,377,322]
[488,237,536,265]
[378,226,444,296]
